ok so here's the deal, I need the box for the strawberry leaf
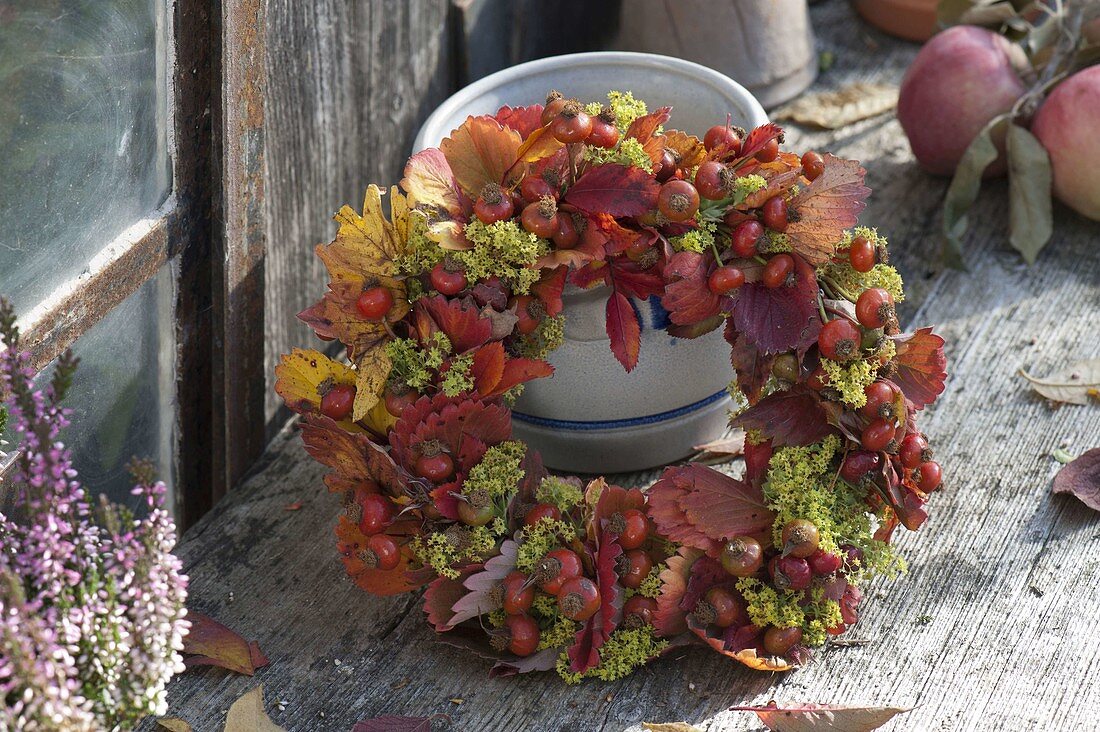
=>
[439,115,522,196]
[605,290,641,372]
[400,148,469,217]
[738,123,785,160]
[891,327,948,409]
[653,547,701,637]
[565,164,660,217]
[610,258,665,300]
[730,703,911,732]
[1052,448,1100,511]
[531,266,568,316]
[731,254,821,354]
[786,154,871,267]
[494,104,544,138]
[662,252,723,326]
[589,212,641,255]
[725,323,775,404]
[731,388,836,447]
[649,465,774,554]
[415,295,494,354]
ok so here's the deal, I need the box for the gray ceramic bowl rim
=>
[412,51,769,153]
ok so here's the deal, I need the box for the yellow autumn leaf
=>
[274,348,354,415]
[353,345,392,423]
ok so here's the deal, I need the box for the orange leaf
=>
[439,115,522,197]
[336,516,431,595]
[659,129,706,169]
[786,155,870,266]
[891,327,947,409]
[515,123,565,163]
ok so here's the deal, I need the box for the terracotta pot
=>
[853,0,940,42]
[413,52,768,473]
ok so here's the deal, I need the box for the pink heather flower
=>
[0,327,189,731]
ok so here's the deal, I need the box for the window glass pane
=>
[61,266,177,511]
[0,0,169,315]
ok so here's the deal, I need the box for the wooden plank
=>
[155,3,1100,730]
[262,0,455,438]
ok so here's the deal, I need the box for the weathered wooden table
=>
[157,4,1100,730]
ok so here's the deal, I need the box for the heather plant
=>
[0,299,189,731]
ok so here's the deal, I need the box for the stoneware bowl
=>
[414,51,768,473]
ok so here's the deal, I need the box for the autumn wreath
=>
[275,91,948,680]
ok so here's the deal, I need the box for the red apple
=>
[1032,65,1100,220]
[898,26,1028,176]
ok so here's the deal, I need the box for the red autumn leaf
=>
[336,516,432,595]
[389,394,512,472]
[662,251,723,326]
[725,322,775,404]
[658,129,706,170]
[568,530,624,674]
[439,115,522,196]
[531,265,568,316]
[610,257,665,300]
[585,478,646,542]
[471,341,506,396]
[494,103,544,138]
[445,540,518,628]
[492,357,554,397]
[352,715,450,732]
[423,567,480,633]
[674,464,775,547]
[653,547,701,637]
[739,166,803,210]
[738,123,785,160]
[513,123,565,165]
[416,296,494,354]
[625,106,671,144]
[731,254,821,354]
[1052,448,1100,511]
[730,702,912,731]
[589,212,641,255]
[786,154,871,267]
[399,147,469,217]
[564,163,660,217]
[744,439,774,489]
[731,388,836,447]
[872,461,928,531]
[891,327,948,409]
[300,415,403,494]
[605,290,641,372]
[181,611,270,676]
[647,472,717,554]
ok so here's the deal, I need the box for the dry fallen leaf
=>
[224,686,286,732]
[182,611,270,676]
[692,430,747,460]
[352,715,449,732]
[283,501,303,511]
[1052,448,1100,511]
[642,723,703,732]
[1020,359,1100,405]
[156,719,193,732]
[773,82,898,129]
[731,702,911,731]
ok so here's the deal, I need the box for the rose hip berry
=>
[862,380,899,420]
[770,555,812,591]
[856,287,895,329]
[840,450,882,483]
[708,265,745,294]
[720,536,764,577]
[536,548,583,595]
[818,319,862,361]
[430,261,468,296]
[520,173,558,202]
[807,549,843,576]
[520,196,560,238]
[552,213,579,249]
[655,148,680,182]
[615,508,649,550]
[915,461,943,492]
[358,493,394,535]
[524,503,562,526]
[502,571,535,615]
[586,111,620,148]
[503,614,540,657]
[473,183,514,224]
[364,533,400,571]
[694,161,728,200]
[731,219,764,257]
[703,124,741,154]
[848,235,875,272]
[457,495,494,527]
[550,101,593,144]
[761,195,789,232]
[763,254,795,288]
[416,447,455,483]
[356,286,393,320]
[618,549,654,589]
[703,587,747,628]
[623,595,658,626]
[755,138,780,163]
[801,151,825,181]
[540,90,566,124]
[763,625,803,656]
[384,385,419,417]
[558,576,601,622]
[861,419,897,452]
[511,295,545,335]
[899,433,930,469]
[320,383,355,421]
[657,179,700,222]
[781,519,821,558]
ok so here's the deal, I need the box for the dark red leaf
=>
[494,103,544,138]
[352,714,450,732]
[744,440,773,489]
[731,388,836,447]
[416,296,494,354]
[181,611,269,676]
[731,254,821,354]
[610,258,665,301]
[872,461,928,531]
[568,529,624,674]
[725,322,775,404]
[891,327,948,409]
[470,342,506,396]
[569,262,610,290]
[564,163,660,217]
[605,290,641,372]
[1053,448,1100,511]
[531,266,568,317]
[661,252,722,326]
[493,357,554,396]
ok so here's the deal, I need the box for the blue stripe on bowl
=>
[512,389,729,432]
